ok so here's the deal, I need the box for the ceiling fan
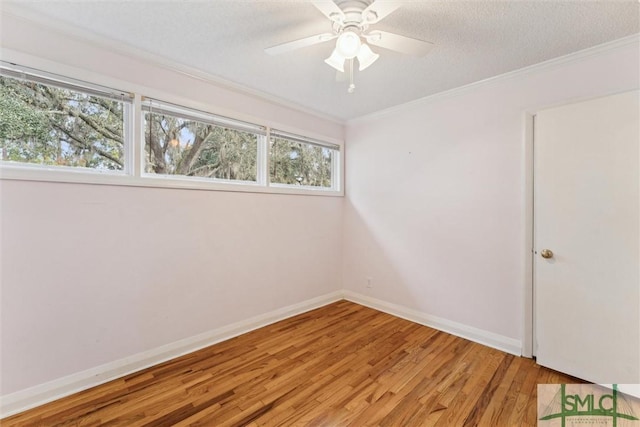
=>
[265,0,434,93]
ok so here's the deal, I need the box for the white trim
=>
[343,291,522,357]
[1,290,528,417]
[333,148,342,193]
[348,34,640,125]
[522,112,535,358]
[0,165,344,197]
[0,291,344,418]
[0,61,133,100]
[256,133,269,187]
[132,93,143,177]
[269,129,340,151]
[141,97,267,136]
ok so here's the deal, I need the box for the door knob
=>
[540,249,554,259]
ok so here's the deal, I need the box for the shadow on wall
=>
[342,197,432,311]
[341,178,513,332]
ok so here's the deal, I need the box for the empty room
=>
[1,0,639,426]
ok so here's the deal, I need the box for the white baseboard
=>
[0,291,343,418]
[343,291,522,357]
[1,290,523,418]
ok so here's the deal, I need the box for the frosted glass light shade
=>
[324,48,345,72]
[336,31,361,59]
[357,43,380,70]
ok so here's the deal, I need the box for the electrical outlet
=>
[366,277,373,289]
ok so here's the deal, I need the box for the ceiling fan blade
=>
[265,33,337,55]
[311,1,345,22]
[362,1,400,24]
[365,31,434,56]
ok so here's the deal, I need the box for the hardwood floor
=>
[2,301,580,426]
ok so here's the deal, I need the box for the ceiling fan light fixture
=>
[265,1,434,93]
[336,31,361,59]
[324,48,345,72]
[357,43,379,71]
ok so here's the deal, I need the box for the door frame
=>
[522,112,535,358]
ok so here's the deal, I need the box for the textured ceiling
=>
[4,0,639,121]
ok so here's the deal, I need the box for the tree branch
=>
[52,123,123,167]
[176,125,212,175]
[147,114,166,173]
[42,86,123,144]
[67,107,123,144]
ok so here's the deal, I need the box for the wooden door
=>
[534,90,639,384]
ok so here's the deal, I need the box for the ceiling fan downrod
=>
[348,59,355,93]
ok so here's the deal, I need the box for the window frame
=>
[0,62,134,175]
[269,129,341,192]
[141,97,266,185]
[0,61,343,197]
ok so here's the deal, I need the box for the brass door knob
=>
[540,249,554,259]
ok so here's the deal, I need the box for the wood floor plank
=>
[475,354,523,425]
[1,301,583,427]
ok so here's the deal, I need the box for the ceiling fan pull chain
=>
[348,58,356,93]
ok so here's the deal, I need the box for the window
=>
[142,99,264,183]
[1,62,342,195]
[0,65,132,171]
[270,130,339,190]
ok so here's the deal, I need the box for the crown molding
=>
[347,33,640,125]
[0,4,346,126]
[3,4,637,128]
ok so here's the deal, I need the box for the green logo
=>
[539,384,639,427]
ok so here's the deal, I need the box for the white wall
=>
[343,38,640,347]
[1,182,342,394]
[0,13,344,396]
[2,6,639,408]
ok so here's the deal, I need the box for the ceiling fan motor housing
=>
[331,0,376,33]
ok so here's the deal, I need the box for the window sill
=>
[0,165,344,197]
